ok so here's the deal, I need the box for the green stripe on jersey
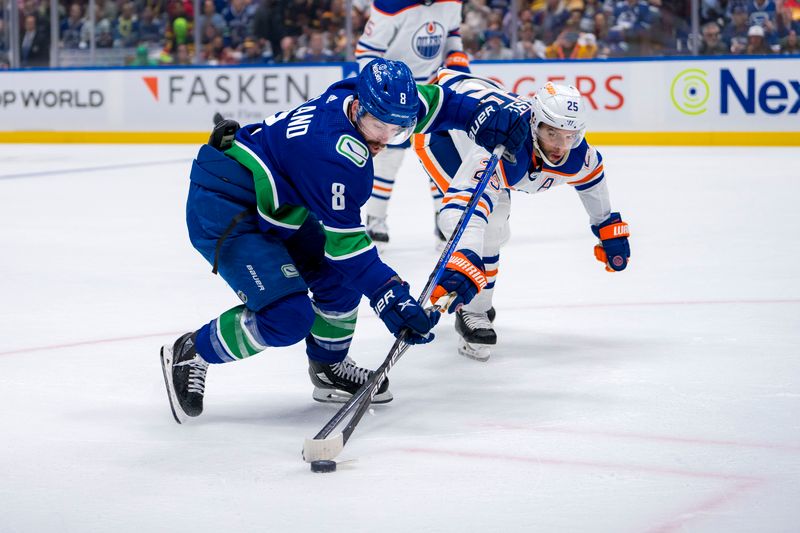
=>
[217,305,264,360]
[323,226,374,260]
[226,141,308,229]
[415,85,444,133]
[311,306,358,342]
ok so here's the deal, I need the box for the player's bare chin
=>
[368,142,385,156]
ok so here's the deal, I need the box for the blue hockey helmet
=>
[356,58,419,145]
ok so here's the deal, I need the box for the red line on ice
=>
[400,448,766,533]
[0,331,182,356]
[401,447,760,482]
[3,298,796,357]
[478,424,800,453]
[646,479,765,533]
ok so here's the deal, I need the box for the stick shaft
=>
[307,144,506,451]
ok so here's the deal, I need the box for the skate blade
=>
[160,344,188,424]
[312,387,393,404]
[458,340,491,362]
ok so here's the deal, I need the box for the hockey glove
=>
[592,212,630,272]
[430,250,487,313]
[208,118,240,151]
[467,93,530,155]
[371,278,441,344]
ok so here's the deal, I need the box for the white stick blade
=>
[302,433,344,462]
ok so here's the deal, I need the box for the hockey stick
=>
[303,143,506,462]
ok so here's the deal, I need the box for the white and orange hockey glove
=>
[592,212,630,272]
[430,250,487,313]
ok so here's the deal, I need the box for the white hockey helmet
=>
[530,82,586,166]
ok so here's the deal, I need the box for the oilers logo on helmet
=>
[412,22,445,60]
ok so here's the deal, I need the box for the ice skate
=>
[366,215,389,249]
[308,356,393,404]
[160,332,209,424]
[455,308,497,362]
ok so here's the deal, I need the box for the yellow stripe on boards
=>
[586,132,800,147]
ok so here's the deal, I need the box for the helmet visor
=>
[536,123,583,151]
[356,105,416,146]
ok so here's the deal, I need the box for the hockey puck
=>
[310,460,337,473]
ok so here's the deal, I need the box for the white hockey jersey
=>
[414,70,612,256]
[356,0,470,81]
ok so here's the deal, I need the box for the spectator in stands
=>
[98,0,119,22]
[138,6,165,45]
[167,0,195,21]
[130,43,158,65]
[275,34,299,62]
[726,0,749,20]
[197,0,226,34]
[480,29,514,59]
[545,29,595,57]
[21,0,49,33]
[780,29,799,53]
[96,18,115,48]
[575,31,599,57]
[298,29,336,61]
[0,18,7,57]
[563,0,585,32]
[699,20,728,53]
[460,28,482,60]
[20,14,49,67]
[643,0,676,55]
[223,0,256,49]
[253,0,287,58]
[723,5,750,48]
[175,42,193,64]
[579,0,602,32]
[700,0,724,25]
[745,23,772,53]
[115,2,140,48]
[772,4,799,39]
[611,0,654,54]
[748,0,776,28]
[514,21,546,58]
[61,3,84,49]
[592,11,614,56]
[240,36,267,63]
[463,0,492,35]
[537,0,570,43]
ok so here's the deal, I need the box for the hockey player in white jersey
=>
[417,71,631,361]
[356,0,470,246]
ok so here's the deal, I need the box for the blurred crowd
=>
[2,0,799,68]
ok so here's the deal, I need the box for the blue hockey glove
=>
[430,250,487,313]
[467,93,530,155]
[592,212,630,272]
[370,278,441,344]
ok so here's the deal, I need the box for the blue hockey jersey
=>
[190,77,479,297]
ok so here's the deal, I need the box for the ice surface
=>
[1,144,799,533]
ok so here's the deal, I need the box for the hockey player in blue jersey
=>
[159,58,529,423]
[416,73,631,361]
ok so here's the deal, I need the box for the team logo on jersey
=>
[281,264,299,278]
[412,22,445,60]
[336,135,369,167]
